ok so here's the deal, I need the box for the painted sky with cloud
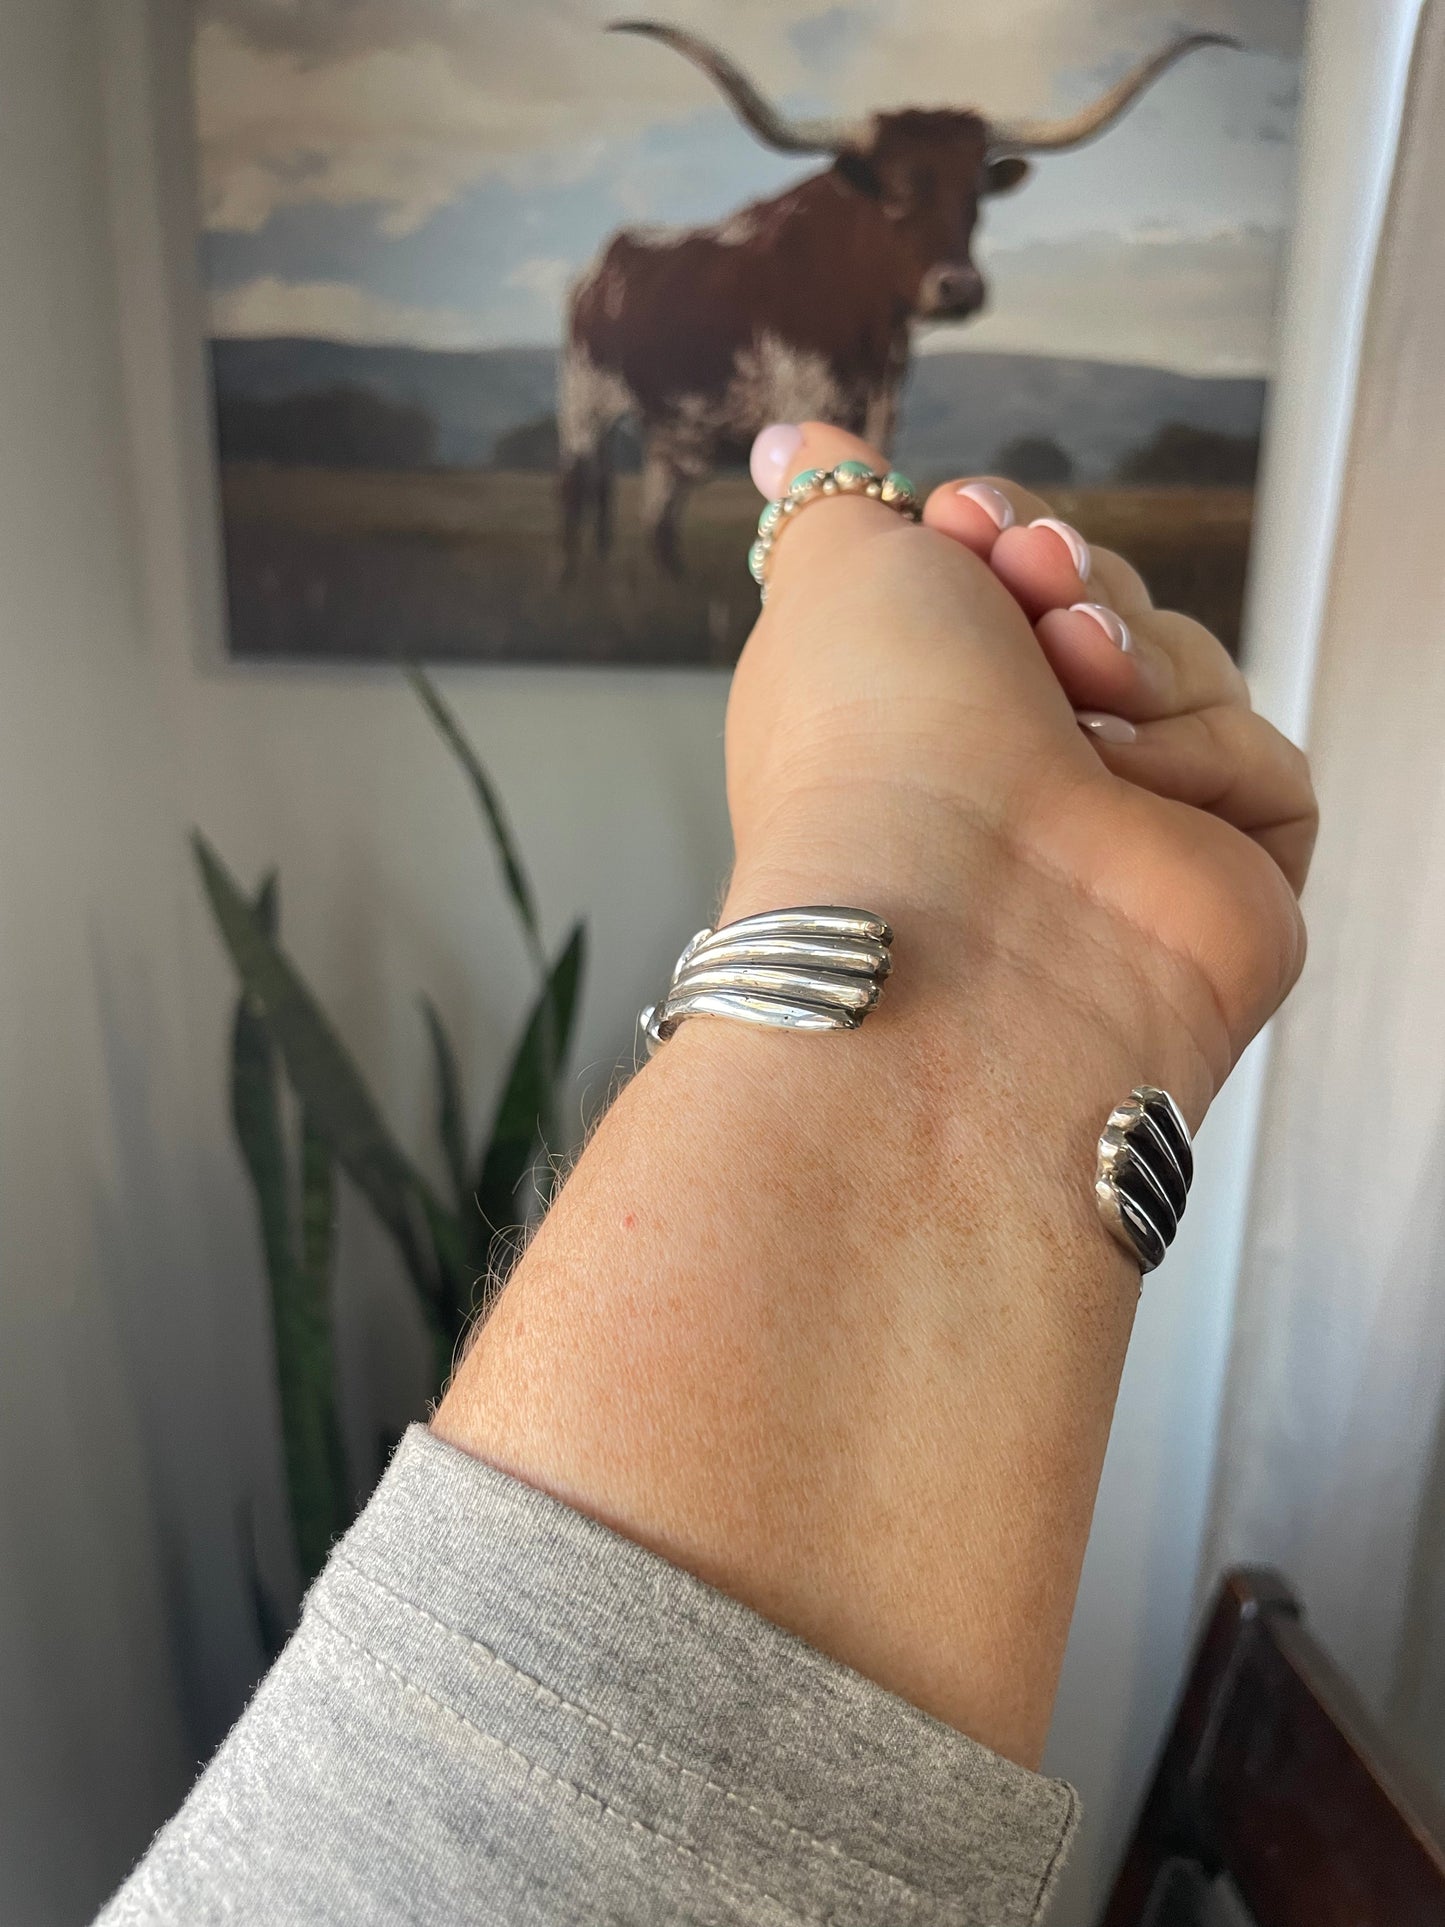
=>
[197,0,1307,375]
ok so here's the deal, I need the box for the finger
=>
[747,421,933,609]
[924,472,1052,530]
[1036,603,1251,725]
[1074,545,1152,617]
[738,425,1090,766]
[920,478,1017,562]
[987,519,1094,620]
[923,473,1092,610]
[991,519,1154,621]
[749,420,889,499]
[1079,705,1318,895]
[924,475,1154,616]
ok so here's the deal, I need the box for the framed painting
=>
[194,2,1305,664]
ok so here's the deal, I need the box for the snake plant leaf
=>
[237,1498,290,1664]
[409,668,542,952]
[420,996,470,1210]
[229,941,292,1305]
[253,869,279,937]
[409,668,546,972]
[473,920,586,1276]
[419,1191,476,1371]
[195,831,449,1328]
[418,999,502,1344]
[227,876,347,1586]
[298,1109,351,1559]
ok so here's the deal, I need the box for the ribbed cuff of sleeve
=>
[315,1425,1078,1926]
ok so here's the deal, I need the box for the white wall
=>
[2,2,733,1916]
[0,0,1404,1920]
[1041,3,1424,1915]
[1207,0,1445,1783]
[0,5,220,1915]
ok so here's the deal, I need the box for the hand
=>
[734,424,1315,1119]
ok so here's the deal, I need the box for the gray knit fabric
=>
[97,1427,1078,1924]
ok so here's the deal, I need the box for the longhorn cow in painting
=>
[559,21,1233,574]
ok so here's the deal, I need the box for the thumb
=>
[748,421,924,610]
[736,421,1091,795]
[749,420,893,498]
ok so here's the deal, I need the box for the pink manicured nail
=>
[1030,517,1092,581]
[1071,601,1132,651]
[956,482,1015,530]
[1078,711,1137,745]
[750,423,804,497]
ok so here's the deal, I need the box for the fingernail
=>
[1078,711,1137,745]
[1071,601,1132,651]
[750,423,804,498]
[1030,517,1092,581]
[956,481,1015,530]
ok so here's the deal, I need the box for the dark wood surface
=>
[1099,1567,1445,1927]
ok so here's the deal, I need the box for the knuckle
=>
[1146,610,1246,702]
[1085,547,1151,614]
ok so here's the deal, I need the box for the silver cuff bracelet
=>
[1095,1085,1194,1273]
[640,907,893,1055]
[643,919,1189,1276]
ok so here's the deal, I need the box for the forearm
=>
[434,808,1213,1768]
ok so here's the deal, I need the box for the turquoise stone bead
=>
[757,499,783,537]
[747,539,770,583]
[833,460,874,489]
[788,467,826,498]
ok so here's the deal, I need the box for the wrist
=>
[722,787,1220,1137]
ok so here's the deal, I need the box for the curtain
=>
[1206,0,1445,1784]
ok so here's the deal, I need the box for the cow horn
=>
[988,32,1240,155]
[609,21,867,155]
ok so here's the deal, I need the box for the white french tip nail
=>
[1078,711,1137,746]
[1030,517,1092,581]
[955,482,1015,530]
[1070,601,1132,651]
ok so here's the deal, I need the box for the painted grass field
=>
[219,463,1255,665]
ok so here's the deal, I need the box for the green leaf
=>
[415,1004,487,1344]
[236,1498,292,1663]
[227,874,347,1586]
[420,997,470,1210]
[473,921,586,1277]
[419,1191,476,1375]
[298,1109,351,1560]
[195,831,449,1328]
[534,920,587,1160]
[229,944,293,1306]
[253,869,280,938]
[409,667,546,972]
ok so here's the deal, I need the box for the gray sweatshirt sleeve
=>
[97,1427,1078,1926]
